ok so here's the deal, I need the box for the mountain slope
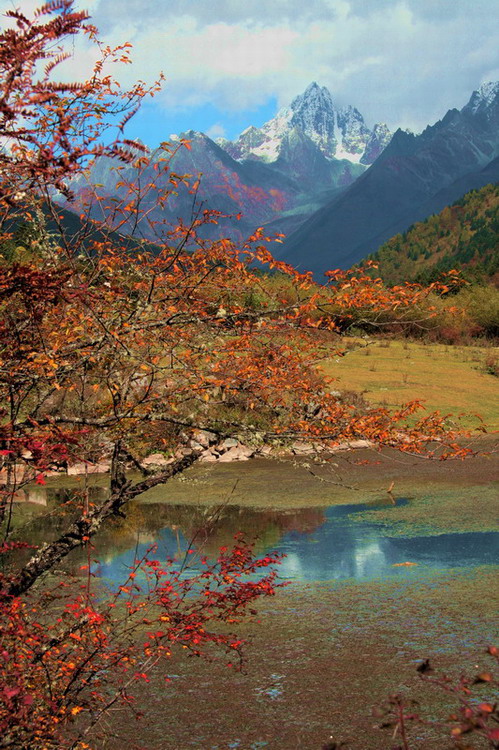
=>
[73,131,307,242]
[367,183,499,284]
[72,83,388,243]
[279,82,499,277]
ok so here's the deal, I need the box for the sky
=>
[2,0,499,146]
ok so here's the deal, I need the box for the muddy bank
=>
[133,438,498,516]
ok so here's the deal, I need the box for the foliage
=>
[376,648,499,750]
[367,184,499,286]
[0,3,478,748]
[0,536,282,749]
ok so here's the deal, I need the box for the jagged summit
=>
[288,83,337,154]
[465,81,499,115]
[220,83,392,167]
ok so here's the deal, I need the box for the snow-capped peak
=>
[287,83,337,154]
[465,81,499,114]
[222,83,392,166]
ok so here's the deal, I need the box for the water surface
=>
[89,498,498,587]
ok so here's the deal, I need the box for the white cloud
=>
[205,123,227,140]
[1,0,498,133]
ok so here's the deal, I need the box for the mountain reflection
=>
[11,487,499,586]
[92,500,498,586]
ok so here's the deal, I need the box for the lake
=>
[10,455,499,749]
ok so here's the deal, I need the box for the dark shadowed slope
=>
[279,83,499,277]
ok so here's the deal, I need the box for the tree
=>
[0,3,472,748]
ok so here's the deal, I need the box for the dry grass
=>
[323,339,499,430]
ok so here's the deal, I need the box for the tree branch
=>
[3,449,201,600]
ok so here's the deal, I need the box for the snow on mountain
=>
[360,123,393,165]
[279,79,499,276]
[220,82,392,167]
[336,105,371,159]
[464,81,499,116]
[287,83,337,155]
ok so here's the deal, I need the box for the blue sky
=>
[123,98,280,144]
[3,0,499,146]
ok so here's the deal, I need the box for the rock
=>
[217,445,254,462]
[348,439,373,449]
[199,449,220,463]
[67,461,110,475]
[330,440,373,452]
[192,429,217,448]
[220,437,239,450]
[291,441,315,455]
[142,453,172,468]
[25,487,48,505]
[174,448,194,459]
[257,445,273,456]
[331,442,350,452]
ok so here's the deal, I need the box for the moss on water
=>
[349,482,499,536]
[135,443,498,512]
[18,441,498,749]
[105,567,498,750]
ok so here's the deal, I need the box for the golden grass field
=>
[323,338,499,431]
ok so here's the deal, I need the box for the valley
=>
[1,5,498,749]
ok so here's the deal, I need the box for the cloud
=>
[2,0,498,133]
[205,123,227,140]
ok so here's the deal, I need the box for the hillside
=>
[367,183,499,284]
[71,83,380,246]
[278,82,499,277]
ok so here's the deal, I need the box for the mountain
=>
[71,131,305,242]
[367,182,499,284]
[71,83,391,244]
[278,81,499,277]
[220,82,392,166]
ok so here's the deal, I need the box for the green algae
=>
[105,567,499,750]
[348,482,499,537]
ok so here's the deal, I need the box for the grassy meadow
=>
[324,338,499,431]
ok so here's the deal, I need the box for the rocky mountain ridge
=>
[218,82,392,166]
[68,81,498,279]
[278,81,499,276]
[72,82,386,243]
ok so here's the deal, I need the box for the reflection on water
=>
[11,486,499,587]
[276,504,498,581]
[85,498,499,586]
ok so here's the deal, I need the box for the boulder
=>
[67,461,110,475]
[217,445,254,462]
